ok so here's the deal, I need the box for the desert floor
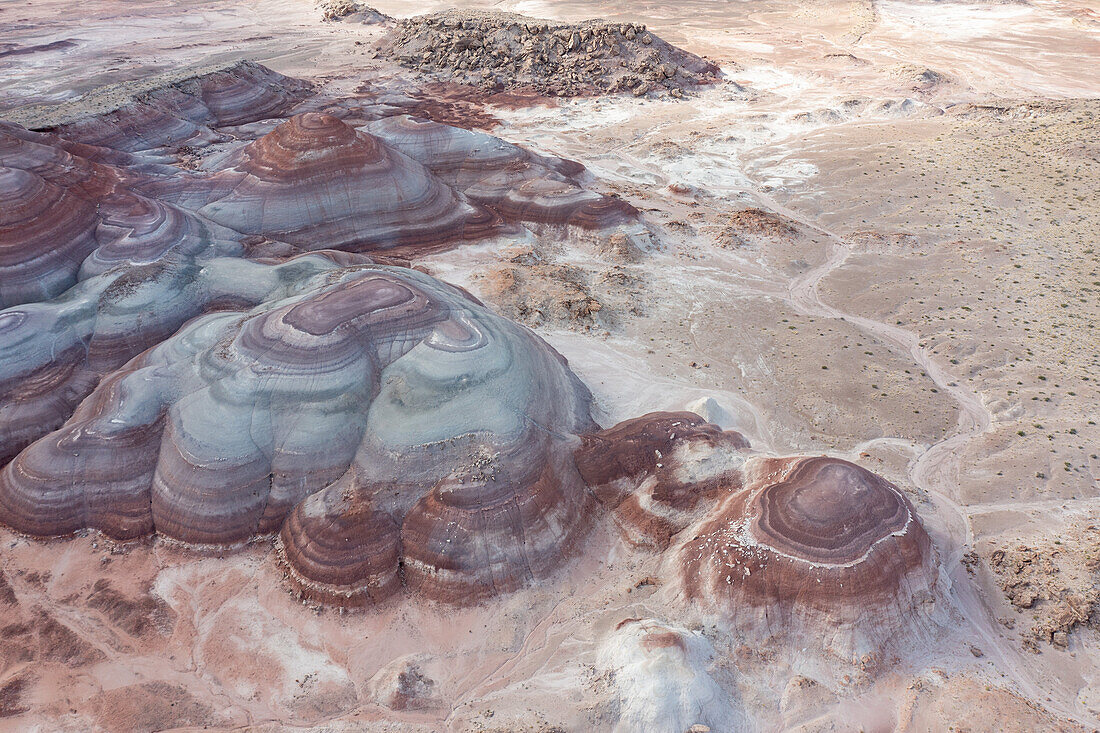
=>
[0,0,1098,730]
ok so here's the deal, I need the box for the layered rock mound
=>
[679,456,944,661]
[381,11,721,97]
[0,251,358,466]
[0,261,598,605]
[6,60,312,152]
[0,60,666,610]
[0,120,238,307]
[175,113,499,253]
[0,70,645,473]
[0,166,100,308]
[2,64,642,295]
[364,114,639,229]
[0,122,127,306]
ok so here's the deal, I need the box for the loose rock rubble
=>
[319,0,389,24]
[379,10,721,97]
[474,246,609,329]
[987,524,1100,649]
[708,207,800,249]
[471,235,646,331]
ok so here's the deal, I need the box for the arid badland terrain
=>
[0,0,1098,730]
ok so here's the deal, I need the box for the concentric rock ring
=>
[80,196,242,277]
[0,166,99,307]
[749,457,911,564]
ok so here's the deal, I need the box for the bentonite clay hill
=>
[0,258,600,604]
[1,0,1099,729]
[380,10,722,97]
[680,456,947,662]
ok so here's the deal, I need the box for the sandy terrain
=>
[1,0,1098,730]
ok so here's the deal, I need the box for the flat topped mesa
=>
[679,456,945,662]
[6,60,312,152]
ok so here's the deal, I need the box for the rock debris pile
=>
[381,11,721,97]
[987,525,1100,650]
[319,0,389,24]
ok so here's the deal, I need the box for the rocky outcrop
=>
[986,523,1100,650]
[1,65,641,314]
[368,655,440,710]
[0,121,147,306]
[380,11,721,98]
[276,266,597,604]
[0,63,650,486]
[320,1,390,24]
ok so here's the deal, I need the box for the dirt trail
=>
[761,190,993,513]
[745,191,1080,713]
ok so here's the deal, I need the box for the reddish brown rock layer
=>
[576,412,749,548]
[753,458,912,563]
[282,433,595,605]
